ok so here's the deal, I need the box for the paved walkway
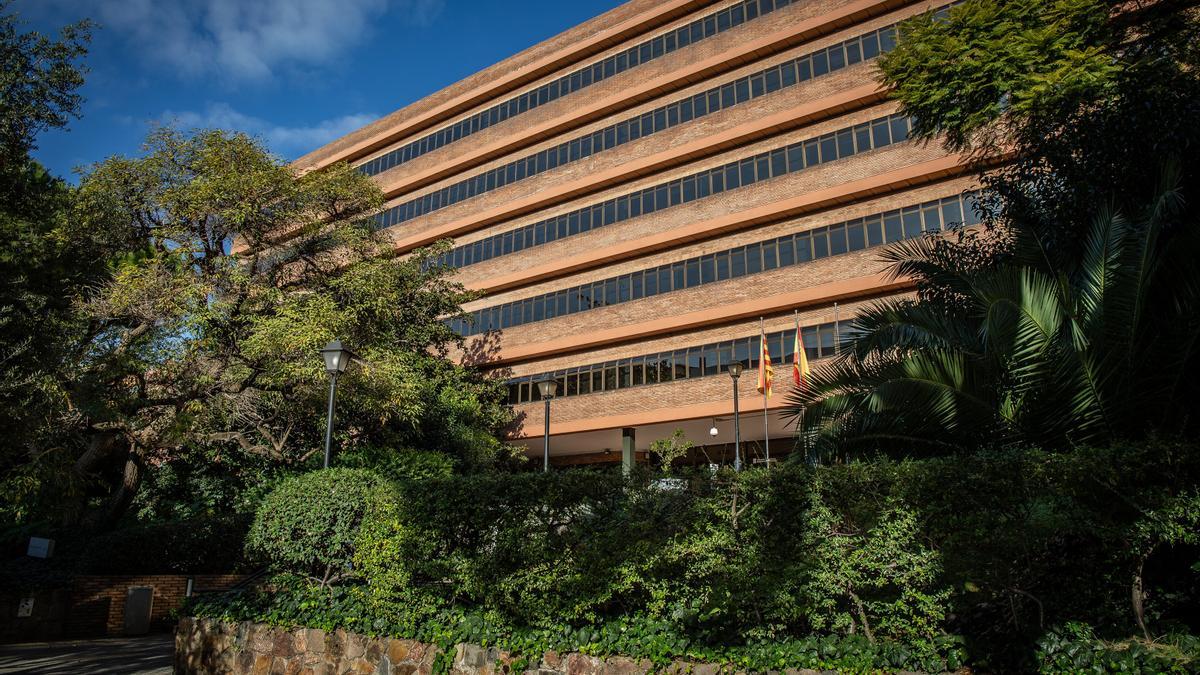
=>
[0,634,173,674]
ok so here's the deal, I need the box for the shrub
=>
[246,468,386,584]
[77,513,251,574]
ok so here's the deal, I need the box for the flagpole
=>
[795,310,807,465]
[761,317,769,467]
[833,302,841,354]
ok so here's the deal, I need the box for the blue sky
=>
[16,0,624,180]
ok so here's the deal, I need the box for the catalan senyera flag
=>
[757,324,774,397]
[793,320,810,389]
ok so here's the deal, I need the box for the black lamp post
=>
[319,340,358,469]
[728,363,743,472]
[536,377,558,472]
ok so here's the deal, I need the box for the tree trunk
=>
[100,452,143,529]
[1132,554,1151,640]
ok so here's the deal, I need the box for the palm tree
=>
[786,175,1200,457]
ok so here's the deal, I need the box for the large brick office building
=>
[294,0,979,468]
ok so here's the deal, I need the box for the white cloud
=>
[161,102,378,158]
[50,0,442,81]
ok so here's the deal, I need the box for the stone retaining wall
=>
[175,617,836,675]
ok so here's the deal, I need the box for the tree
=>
[878,0,1200,254]
[10,127,513,529]
[786,0,1200,455]
[0,4,98,526]
[787,181,1200,454]
[648,429,694,473]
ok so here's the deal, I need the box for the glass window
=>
[883,211,903,243]
[812,229,829,258]
[812,50,829,76]
[922,205,942,232]
[828,46,845,71]
[762,240,778,270]
[780,60,797,87]
[741,158,756,185]
[819,135,837,162]
[942,198,964,227]
[804,139,820,166]
[903,208,922,238]
[787,144,804,171]
[746,242,762,274]
[865,215,883,246]
[890,116,910,143]
[796,233,812,262]
[829,224,847,255]
[731,247,746,276]
[847,219,866,250]
[735,78,750,103]
[871,118,891,147]
[703,346,718,376]
[716,251,730,280]
[764,67,781,93]
[846,39,862,65]
[701,255,716,283]
[837,129,855,158]
[777,235,795,266]
[771,148,786,177]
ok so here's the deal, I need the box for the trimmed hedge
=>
[245,468,386,582]
[194,442,1200,673]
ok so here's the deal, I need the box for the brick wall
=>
[1,574,248,643]
[178,617,956,675]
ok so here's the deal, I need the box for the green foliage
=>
[788,175,1200,454]
[75,514,252,574]
[1036,623,1199,674]
[189,583,965,674]
[1,123,512,530]
[0,4,91,166]
[646,429,694,473]
[801,491,949,643]
[246,468,387,583]
[879,0,1119,152]
[191,442,1200,672]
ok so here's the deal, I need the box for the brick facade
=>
[1,574,247,643]
[297,0,968,462]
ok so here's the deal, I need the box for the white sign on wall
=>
[27,537,55,559]
[17,598,34,618]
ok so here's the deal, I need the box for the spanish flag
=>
[757,321,773,396]
[793,317,810,389]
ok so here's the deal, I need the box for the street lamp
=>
[536,377,558,472]
[728,363,743,472]
[319,340,358,469]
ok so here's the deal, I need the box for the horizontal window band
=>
[356,0,924,207]
[374,15,918,234]
[466,155,979,295]
[452,191,981,338]
[505,392,798,439]
[423,114,915,277]
[471,271,912,366]
[383,84,890,258]
[506,319,850,404]
[357,0,800,178]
